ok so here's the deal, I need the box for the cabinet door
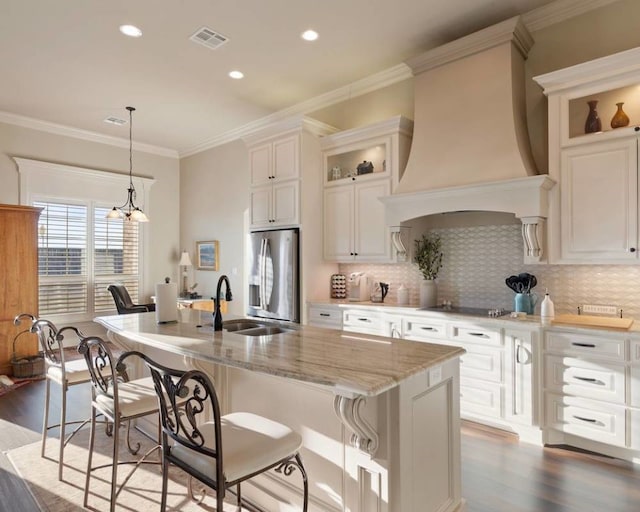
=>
[505,330,534,426]
[272,181,299,226]
[249,185,272,228]
[249,143,272,186]
[273,135,299,181]
[324,186,354,261]
[560,138,638,261]
[354,180,391,261]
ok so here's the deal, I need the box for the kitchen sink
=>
[222,319,267,332]
[231,326,292,336]
[222,319,295,336]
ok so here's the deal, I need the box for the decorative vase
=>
[584,100,602,134]
[419,279,437,308]
[610,102,630,129]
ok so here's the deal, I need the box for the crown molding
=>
[179,63,413,157]
[522,0,621,32]
[0,110,178,159]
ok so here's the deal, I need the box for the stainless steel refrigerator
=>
[247,228,299,323]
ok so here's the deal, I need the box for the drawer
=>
[544,355,625,404]
[545,332,626,361]
[403,317,447,341]
[545,393,626,447]
[460,377,502,418]
[308,306,343,328]
[460,344,503,383]
[451,324,502,346]
[343,309,383,335]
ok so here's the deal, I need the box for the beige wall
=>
[0,121,180,300]
[179,140,249,315]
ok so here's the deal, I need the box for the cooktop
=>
[418,305,511,318]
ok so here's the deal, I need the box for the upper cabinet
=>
[249,134,300,186]
[534,47,640,264]
[244,117,337,230]
[320,116,413,263]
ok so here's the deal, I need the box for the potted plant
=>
[414,234,443,307]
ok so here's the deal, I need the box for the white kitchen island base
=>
[99,312,463,512]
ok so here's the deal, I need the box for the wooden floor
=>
[1,380,639,511]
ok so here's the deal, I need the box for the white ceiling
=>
[0,0,581,156]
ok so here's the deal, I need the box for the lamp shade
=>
[179,251,193,267]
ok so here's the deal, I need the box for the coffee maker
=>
[348,272,372,302]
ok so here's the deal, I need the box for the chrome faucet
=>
[213,275,233,331]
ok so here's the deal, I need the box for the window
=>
[36,202,141,317]
[15,158,153,323]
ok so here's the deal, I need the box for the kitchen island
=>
[96,310,465,512]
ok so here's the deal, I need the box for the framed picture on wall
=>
[196,240,219,271]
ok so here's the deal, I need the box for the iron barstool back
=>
[76,334,161,512]
[14,314,92,481]
[133,351,309,512]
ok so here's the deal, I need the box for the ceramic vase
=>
[420,279,437,308]
[584,100,602,134]
[610,102,630,129]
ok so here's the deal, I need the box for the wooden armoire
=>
[0,204,41,376]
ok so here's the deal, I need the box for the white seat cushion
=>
[47,358,92,385]
[95,376,159,419]
[171,412,303,484]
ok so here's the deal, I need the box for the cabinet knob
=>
[354,252,358,256]
[631,247,636,252]
[635,126,640,132]
[350,252,354,256]
[352,177,356,181]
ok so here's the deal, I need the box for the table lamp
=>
[179,251,193,297]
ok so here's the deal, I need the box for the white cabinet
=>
[559,138,638,261]
[504,329,535,426]
[250,180,299,228]
[342,308,383,336]
[249,135,299,186]
[323,179,391,261]
[321,116,412,263]
[534,48,640,264]
[248,133,302,229]
[543,328,633,453]
[307,304,343,329]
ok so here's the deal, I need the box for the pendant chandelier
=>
[106,106,149,222]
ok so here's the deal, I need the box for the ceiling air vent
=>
[190,27,229,50]
[104,116,127,126]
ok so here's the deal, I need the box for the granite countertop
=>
[310,300,640,334]
[95,310,465,397]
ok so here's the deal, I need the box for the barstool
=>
[134,351,309,512]
[74,332,161,512]
[14,314,92,481]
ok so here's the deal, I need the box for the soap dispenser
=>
[541,289,555,319]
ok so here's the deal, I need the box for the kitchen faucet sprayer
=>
[213,275,233,331]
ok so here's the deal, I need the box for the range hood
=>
[381,16,555,263]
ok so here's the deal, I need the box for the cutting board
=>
[551,314,634,330]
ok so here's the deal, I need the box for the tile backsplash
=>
[340,224,640,318]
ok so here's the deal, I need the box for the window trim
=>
[15,157,154,323]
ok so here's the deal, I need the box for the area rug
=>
[7,427,250,512]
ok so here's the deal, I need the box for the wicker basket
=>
[10,329,44,379]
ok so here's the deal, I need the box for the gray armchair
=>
[107,284,156,314]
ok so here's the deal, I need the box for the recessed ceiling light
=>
[301,29,319,41]
[229,70,244,80]
[119,24,142,38]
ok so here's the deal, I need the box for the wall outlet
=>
[582,304,619,316]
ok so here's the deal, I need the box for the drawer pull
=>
[468,332,489,338]
[574,376,603,385]
[420,326,437,331]
[319,313,330,317]
[358,318,371,322]
[571,342,596,348]
[572,415,598,424]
